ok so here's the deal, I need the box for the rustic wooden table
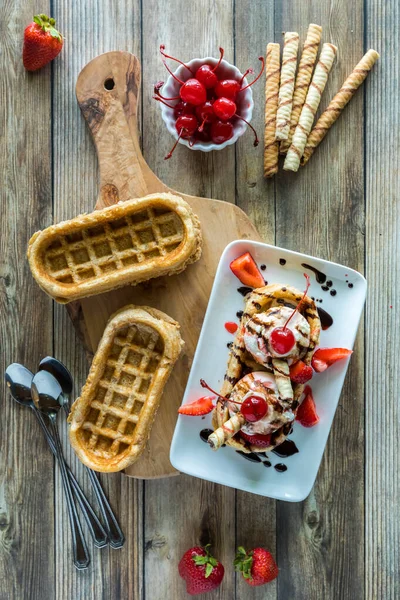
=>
[1,1,398,599]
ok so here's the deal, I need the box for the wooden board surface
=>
[1,0,399,599]
[71,50,261,478]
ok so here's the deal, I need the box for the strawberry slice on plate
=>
[240,431,271,448]
[230,252,265,288]
[311,347,353,373]
[289,360,313,383]
[178,396,214,416]
[296,386,319,427]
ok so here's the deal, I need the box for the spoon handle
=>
[33,408,108,548]
[48,417,90,570]
[86,468,125,548]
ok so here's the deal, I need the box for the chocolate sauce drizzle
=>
[237,286,253,297]
[272,439,299,458]
[275,463,287,472]
[317,307,334,330]
[301,263,327,284]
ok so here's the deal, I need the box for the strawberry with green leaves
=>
[23,14,63,72]
[178,544,224,595]
[235,546,278,586]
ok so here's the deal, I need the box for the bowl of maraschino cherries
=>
[153,46,264,159]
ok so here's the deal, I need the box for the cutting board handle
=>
[76,51,166,209]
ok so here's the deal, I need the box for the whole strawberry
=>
[178,544,224,595]
[23,14,63,71]
[234,546,278,586]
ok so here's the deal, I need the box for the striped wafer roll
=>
[280,24,322,154]
[208,413,245,450]
[284,43,337,172]
[264,43,281,178]
[301,49,379,166]
[275,32,299,141]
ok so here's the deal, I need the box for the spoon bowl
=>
[5,364,34,406]
[31,370,64,413]
[38,357,73,395]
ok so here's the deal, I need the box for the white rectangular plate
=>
[170,240,366,501]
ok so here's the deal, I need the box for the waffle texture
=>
[27,193,202,303]
[212,283,321,453]
[68,305,184,472]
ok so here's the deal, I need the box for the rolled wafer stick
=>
[271,358,293,406]
[264,44,280,177]
[208,413,246,451]
[301,49,379,166]
[264,43,281,178]
[280,24,322,154]
[275,32,299,141]
[284,43,337,172]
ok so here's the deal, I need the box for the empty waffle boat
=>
[27,193,202,303]
[68,305,184,472]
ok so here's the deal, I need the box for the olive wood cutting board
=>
[68,51,262,478]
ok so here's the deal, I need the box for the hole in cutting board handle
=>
[104,78,115,91]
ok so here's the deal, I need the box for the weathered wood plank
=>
[365,1,400,598]
[142,1,236,598]
[234,1,277,598]
[0,2,54,599]
[274,3,365,600]
[51,1,143,598]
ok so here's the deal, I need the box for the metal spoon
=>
[38,356,125,549]
[5,364,108,549]
[31,371,90,570]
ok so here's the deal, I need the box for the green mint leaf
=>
[205,563,213,578]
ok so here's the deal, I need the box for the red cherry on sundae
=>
[270,274,311,355]
[270,328,296,355]
[241,395,268,422]
[213,97,236,121]
[195,47,224,89]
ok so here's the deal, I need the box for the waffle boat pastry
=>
[68,305,183,472]
[210,282,321,453]
[27,193,202,304]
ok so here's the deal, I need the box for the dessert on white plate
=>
[170,240,366,501]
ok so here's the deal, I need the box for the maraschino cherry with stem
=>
[270,274,311,355]
[165,114,198,160]
[215,57,265,99]
[195,47,224,89]
[200,379,268,423]
[161,54,207,106]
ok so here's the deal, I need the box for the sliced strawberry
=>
[296,386,319,427]
[178,396,214,416]
[240,431,271,448]
[311,348,353,373]
[230,252,265,288]
[289,360,313,384]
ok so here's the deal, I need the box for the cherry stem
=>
[283,274,311,331]
[153,82,180,101]
[198,118,207,132]
[153,95,177,109]
[160,44,194,74]
[211,47,224,72]
[234,114,259,146]
[239,56,265,92]
[165,128,184,160]
[200,379,244,407]
[162,59,185,85]
[239,67,254,86]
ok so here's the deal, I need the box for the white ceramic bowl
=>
[159,57,254,152]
